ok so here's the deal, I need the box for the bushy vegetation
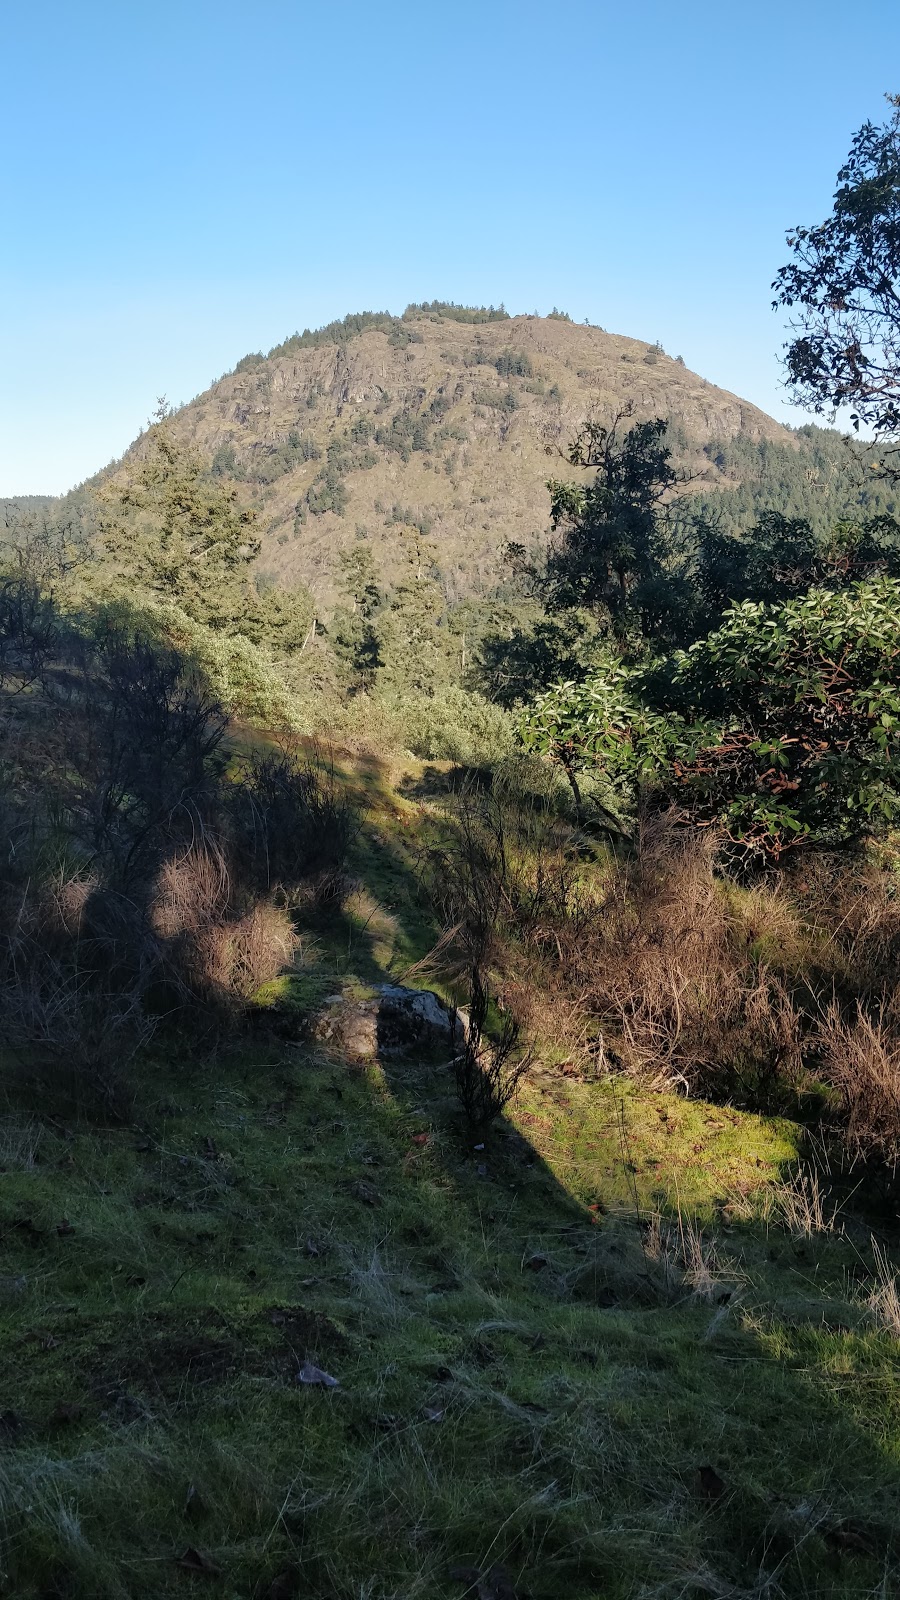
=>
[256,303,511,368]
[473,402,900,861]
[265,310,399,361]
[0,582,354,1110]
[402,300,511,323]
[683,422,900,541]
[11,107,900,1589]
[420,773,900,1179]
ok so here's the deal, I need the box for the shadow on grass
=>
[3,749,900,1597]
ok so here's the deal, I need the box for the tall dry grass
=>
[817,1001,900,1168]
[151,844,298,1006]
[543,812,806,1102]
[0,613,354,1110]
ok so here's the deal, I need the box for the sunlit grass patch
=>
[5,747,900,1597]
[510,1072,798,1216]
[3,1041,900,1596]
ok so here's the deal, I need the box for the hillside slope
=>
[4,750,900,1599]
[149,310,797,609]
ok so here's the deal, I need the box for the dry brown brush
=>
[426,795,809,1106]
[557,812,807,1103]
[0,598,354,1110]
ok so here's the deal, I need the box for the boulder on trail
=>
[313,985,464,1061]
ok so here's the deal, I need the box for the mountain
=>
[129,306,808,611]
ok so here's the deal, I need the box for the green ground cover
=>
[3,757,900,1600]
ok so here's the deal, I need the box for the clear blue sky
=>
[2,0,898,494]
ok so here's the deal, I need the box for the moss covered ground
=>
[3,755,900,1599]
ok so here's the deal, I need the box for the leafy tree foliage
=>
[542,412,694,640]
[478,607,611,708]
[306,463,349,517]
[267,311,398,361]
[485,408,900,713]
[519,657,688,825]
[669,576,900,855]
[328,547,383,688]
[260,303,510,366]
[494,350,533,378]
[684,424,900,542]
[401,301,510,324]
[375,576,449,696]
[522,578,900,860]
[243,580,315,657]
[375,408,432,460]
[696,508,900,622]
[774,94,900,451]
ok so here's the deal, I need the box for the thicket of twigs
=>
[425,766,900,1171]
[0,577,354,1110]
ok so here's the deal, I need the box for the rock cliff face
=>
[125,312,796,609]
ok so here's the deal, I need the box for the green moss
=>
[4,751,900,1597]
[254,969,332,1015]
[2,1039,898,1599]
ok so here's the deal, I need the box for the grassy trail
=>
[3,756,900,1599]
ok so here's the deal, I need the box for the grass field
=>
[3,756,900,1600]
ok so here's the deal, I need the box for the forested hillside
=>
[9,89,900,1596]
[86,306,897,612]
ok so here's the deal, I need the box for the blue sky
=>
[2,0,898,494]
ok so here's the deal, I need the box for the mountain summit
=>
[150,306,795,609]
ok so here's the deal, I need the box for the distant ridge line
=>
[234,301,521,372]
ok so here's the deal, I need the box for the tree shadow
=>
[293,779,900,1595]
[5,630,900,1596]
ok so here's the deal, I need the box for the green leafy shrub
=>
[150,601,302,727]
[521,578,900,859]
[668,576,900,856]
[389,687,515,765]
[519,659,698,825]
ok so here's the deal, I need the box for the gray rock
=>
[313,995,379,1059]
[312,985,464,1061]
[376,985,465,1054]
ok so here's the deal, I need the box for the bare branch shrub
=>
[558,810,805,1100]
[46,622,227,889]
[817,1000,900,1167]
[0,923,156,1113]
[452,966,533,1134]
[420,784,541,1129]
[0,574,59,689]
[0,1115,43,1170]
[151,846,297,1006]
[227,749,356,905]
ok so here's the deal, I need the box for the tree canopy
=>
[774,94,900,453]
[521,577,900,859]
[103,427,260,630]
